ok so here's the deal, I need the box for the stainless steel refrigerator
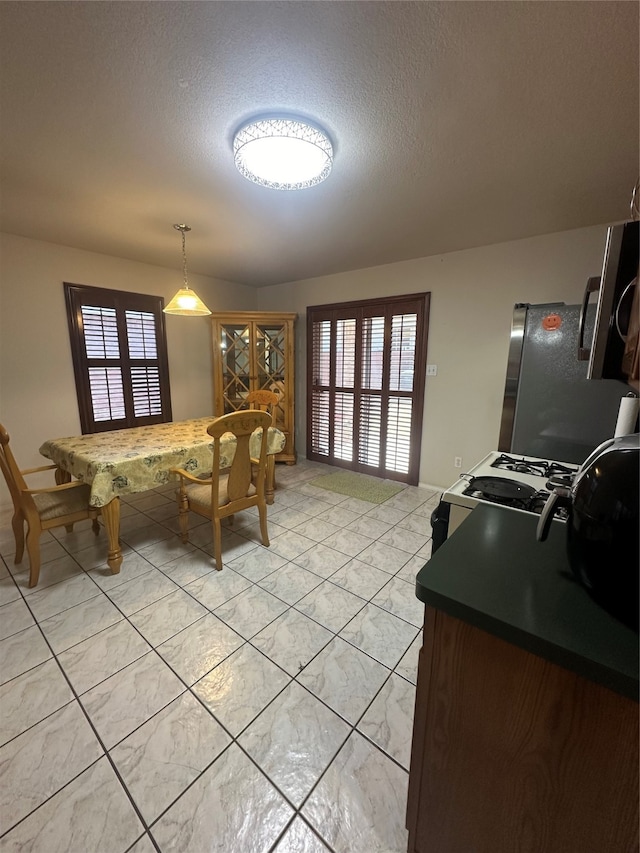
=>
[498,302,633,464]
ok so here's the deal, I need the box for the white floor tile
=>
[0,625,52,685]
[239,681,350,806]
[394,632,422,684]
[0,702,103,832]
[58,619,151,695]
[213,585,288,640]
[251,609,333,677]
[371,576,425,628]
[182,566,251,611]
[80,652,184,748]
[358,672,416,769]
[151,743,294,853]
[0,757,143,853]
[192,643,290,736]
[339,602,419,668]
[111,692,231,823]
[0,658,74,746]
[302,731,409,853]
[291,543,351,578]
[25,573,101,622]
[128,588,208,647]
[156,613,244,685]
[257,562,323,605]
[1,467,430,853]
[38,593,124,654]
[273,818,332,852]
[329,559,392,600]
[297,637,389,725]
[0,597,36,640]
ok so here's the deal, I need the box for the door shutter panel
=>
[307,294,430,485]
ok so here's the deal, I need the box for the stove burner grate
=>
[490,453,576,479]
[462,474,568,519]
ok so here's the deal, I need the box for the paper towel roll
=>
[614,395,640,437]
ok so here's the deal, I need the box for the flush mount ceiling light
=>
[163,224,211,317]
[233,117,333,190]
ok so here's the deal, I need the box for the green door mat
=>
[309,472,404,504]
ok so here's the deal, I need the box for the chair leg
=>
[177,487,190,544]
[265,456,276,505]
[258,502,270,548]
[25,525,41,588]
[212,517,223,570]
[64,523,74,533]
[12,510,24,564]
[91,515,100,535]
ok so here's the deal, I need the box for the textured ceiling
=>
[0,1,637,287]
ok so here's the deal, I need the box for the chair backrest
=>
[208,410,272,506]
[246,389,279,418]
[0,423,28,512]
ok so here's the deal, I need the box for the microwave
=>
[578,220,639,381]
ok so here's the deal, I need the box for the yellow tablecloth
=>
[39,417,286,508]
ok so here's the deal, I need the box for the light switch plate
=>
[426,364,437,376]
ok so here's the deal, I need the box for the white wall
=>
[0,232,256,506]
[0,225,611,509]
[256,225,609,489]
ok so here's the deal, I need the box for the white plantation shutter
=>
[126,311,158,359]
[358,394,382,467]
[88,367,126,422]
[307,294,429,485]
[82,306,120,358]
[65,284,172,433]
[386,396,413,474]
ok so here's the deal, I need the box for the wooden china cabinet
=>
[211,312,297,464]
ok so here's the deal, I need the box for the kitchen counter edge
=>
[415,504,639,701]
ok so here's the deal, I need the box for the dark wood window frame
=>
[307,292,430,485]
[64,282,173,434]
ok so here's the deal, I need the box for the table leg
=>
[101,497,122,574]
[266,456,275,505]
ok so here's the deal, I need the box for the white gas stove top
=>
[442,451,579,514]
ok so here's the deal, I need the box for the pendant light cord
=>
[181,229,189,288]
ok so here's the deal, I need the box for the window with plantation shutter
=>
[307,293,430,485]
[65,283,172,433]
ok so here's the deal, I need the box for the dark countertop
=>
[415,504,639,701]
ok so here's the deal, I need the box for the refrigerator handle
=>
[577,276,600,361]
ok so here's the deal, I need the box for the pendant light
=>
[163,224,212,316]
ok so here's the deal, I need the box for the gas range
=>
[432,451,580,547]
[443,451,579,514]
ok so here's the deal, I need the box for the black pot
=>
[537,433,639,631]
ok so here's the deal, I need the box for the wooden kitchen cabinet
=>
[211,312,297,463]
[407,608,639,853]
[409,505,639,853]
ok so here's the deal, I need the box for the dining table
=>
[39,417,286,575]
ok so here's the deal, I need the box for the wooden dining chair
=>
[245,389,279,418]
[245,389,280,490]
[0,423,100,588]
[171,410,272,570]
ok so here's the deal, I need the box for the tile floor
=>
[0,459,440,853]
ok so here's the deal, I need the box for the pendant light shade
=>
[163,224,211,316]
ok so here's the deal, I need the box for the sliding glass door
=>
[307,293,430,484]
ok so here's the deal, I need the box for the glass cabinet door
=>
[212,312,296,463]
[256,322,287,428]
[220,323,251,413]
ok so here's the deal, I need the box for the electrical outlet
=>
[426,364,438,376]
[454,456,462,468]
